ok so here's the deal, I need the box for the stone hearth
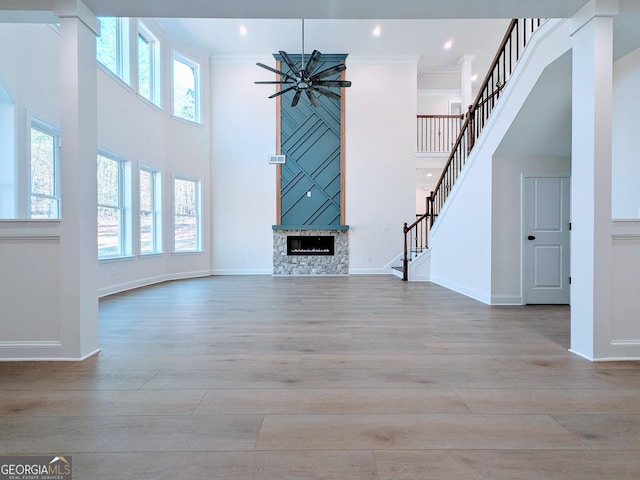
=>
[273,228,349,275]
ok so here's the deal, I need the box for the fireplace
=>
[273,227,349,275]
[287,236,334,256]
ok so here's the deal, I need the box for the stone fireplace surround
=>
[273,227,349,275]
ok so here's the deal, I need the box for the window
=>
[174,177,201,252]
[29,121,60,219]
[172,53,201,123]
[96,17,130,84]
[137,22,161,106]
[97,153,131,259]
[139,166,162,255]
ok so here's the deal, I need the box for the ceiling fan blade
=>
[268,85,297,99]
[279,51,299,75]
[313,86,341,101]
[312,63,346,80]
[313,80,352,88]
[306,89,320,108]
[291,90,302,107]
[256,62,294,81]
[255,81,294,84]
[304,50,322,76]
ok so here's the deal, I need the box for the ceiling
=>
[154,17,511,89]
[4,0,593,90]
[78,0,591,19]
[6,0,640,89]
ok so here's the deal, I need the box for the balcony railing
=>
[416,114,464,153]
[402,18,546,280]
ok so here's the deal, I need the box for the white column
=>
[569,0,618,360]
[55,0,100,359]
[458,54,475,111]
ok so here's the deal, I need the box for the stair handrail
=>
[402,18,545,281]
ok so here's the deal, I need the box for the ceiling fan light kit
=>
[255,20,352,107]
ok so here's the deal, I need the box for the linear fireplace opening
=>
[287,235,335,256]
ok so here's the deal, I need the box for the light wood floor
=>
[2,275,640,479]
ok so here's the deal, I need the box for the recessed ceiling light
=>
[444,40,453,50]
[471,73,479,82]
[372,25,382,37]
[427,173,433,177]
[239,24,248,36]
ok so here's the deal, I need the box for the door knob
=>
[527,235,536,241]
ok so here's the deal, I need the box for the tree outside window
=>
[30,124,60,219]
[174,177,201,252]
[172,55,200,123]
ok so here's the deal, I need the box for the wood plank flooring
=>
[2,275,640,479]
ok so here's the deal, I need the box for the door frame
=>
[521,172,571,305]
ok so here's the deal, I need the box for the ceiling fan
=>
[255,20,352,107]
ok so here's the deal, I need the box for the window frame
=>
[29,118,61,220]
[173,175,202,253]
[171,51,202,124]
[96,16,131,86]
[138,164,162,256]
[136,21,161,108]
[97,151,132,260]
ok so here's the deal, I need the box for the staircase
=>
[399,18,545,281]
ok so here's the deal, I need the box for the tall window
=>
[97,153,131,259]
[139,166,162,255]
[174,177,201,252]
[96,17,130,84]
[172,54,201,123]
[29,121,60,219]
[137,22,161,107]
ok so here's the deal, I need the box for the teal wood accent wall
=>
[276,53,347,227]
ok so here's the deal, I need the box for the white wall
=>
[417,90,461,115]
[603,45,640,358]
[95,20,213,295]
[428,19,571,304]
[0,24,60,219]
[491,155,570,303]
[0,20,214,359]
[612,46,640,219]
[346,58,417,273]
[210,56,276,275]
[209,56,417,275]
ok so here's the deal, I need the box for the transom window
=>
[137,22,161,107]
[172,53,201,123]
[97,17,130,84]
[174,177,201,252]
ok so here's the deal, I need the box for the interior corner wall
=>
[612,45,640,219]
[96,22,213,295]
[210,56,276,275]
[345,59,417,274]
[491,155,571,304]
[427,19,571,304]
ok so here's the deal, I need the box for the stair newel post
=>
[467,104,475,154]
[402,223,409,281]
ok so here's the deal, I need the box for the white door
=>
[524,176,570,304]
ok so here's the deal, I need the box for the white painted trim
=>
[347,54,420,64]
[429,275,492,305]
[568,348,594,362]
[491,294,523,305]
[0,349,101,362]
[98,270,213,297]
[0,341,62,348]
[212,269,273,275]
[349,268,389,275]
